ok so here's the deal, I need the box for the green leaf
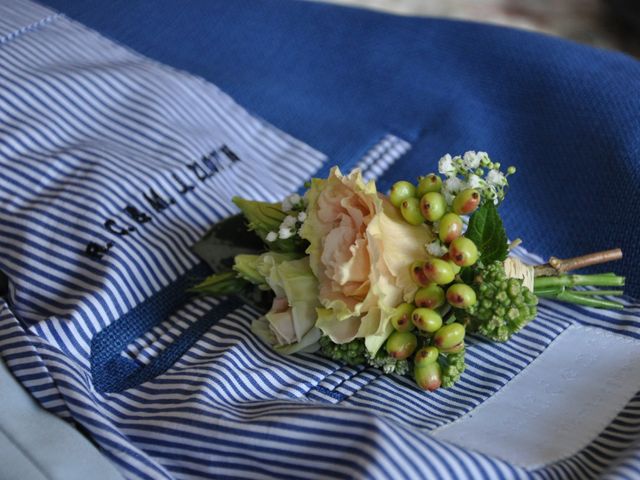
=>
[464,202,508,265]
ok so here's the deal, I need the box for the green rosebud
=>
[233,197,286,239]
[233,254,267,287]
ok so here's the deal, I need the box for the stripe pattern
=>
[356,133,412,181]
[1,2,640,479]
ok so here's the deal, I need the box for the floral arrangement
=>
[194,152,625,391]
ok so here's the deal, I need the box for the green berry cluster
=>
[319,336,410,374]
[319,336,367,366]
[440,351,466,388]
[465,261,538,342]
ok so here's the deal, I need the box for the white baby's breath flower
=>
[426,240,448,257]
[281,215,297,228]
[444,176,463,194]
[477,151,490,166]
[297,211,307,222]
[281,193,302,212]
[463,151,480,169]
[266,231,278,242]
[444,191,456,205]
[279,227,294,239]
[438,154,456,176]
[487,170,507,187]
[466,174,484,190]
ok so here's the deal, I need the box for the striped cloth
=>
[1,1,640,479]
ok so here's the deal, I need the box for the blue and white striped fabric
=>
[1,1,640,479]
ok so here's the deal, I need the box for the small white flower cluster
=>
[425,239,448,257]
[281,193,305,212]
[266,194,307,242]
[438,151,514,206]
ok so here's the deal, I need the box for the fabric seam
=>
[0,12,62,47]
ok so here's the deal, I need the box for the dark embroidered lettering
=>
[220,144,240,162]
[172,173,194,194]
[187,162,213,181]
[85,241,114,260]
[124,205,152,224]
[202,151,221,173]
[144,188,175,212]
[104,219,135,236]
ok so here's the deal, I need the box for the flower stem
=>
[548,248,623,273]
[535,290,624,309]
[566,289,624,297]
[534,248,623,277]
[534,273,625,290]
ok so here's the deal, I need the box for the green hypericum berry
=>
[386,331,418,360]
[446,283,477,309]
[415,284,445,309]
[414,346,439,367]
[438,213,463,244]
[390,303,415,332]
[390,181,416,207]
[439,341,465,354]
[412,307,443,333]
[452,188,481,215]
[441,253,462,274]
[409,260,430,286]
[414,362,442,391]
[419,192,446,222]
[400,198,425,225]
[433,323,466,350]
[449,237,479,267]
[416,174,442,196]
[423,258,455,285]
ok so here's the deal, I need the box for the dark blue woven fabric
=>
[41,0,640,297]
[91,262,242,393]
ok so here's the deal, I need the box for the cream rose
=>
[250,253,322,354]
[300,167,433,354]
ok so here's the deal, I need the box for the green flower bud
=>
[233,254,267,286]
[232,197,286,240]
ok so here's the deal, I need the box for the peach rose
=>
[300,167,433,354]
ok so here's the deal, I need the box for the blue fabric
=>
[1,1,640,478]
[40,0,640,297]
[91,263,243,393]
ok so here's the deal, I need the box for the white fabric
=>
[434,324,640,467]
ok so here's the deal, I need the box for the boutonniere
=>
[193,152,624,391]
